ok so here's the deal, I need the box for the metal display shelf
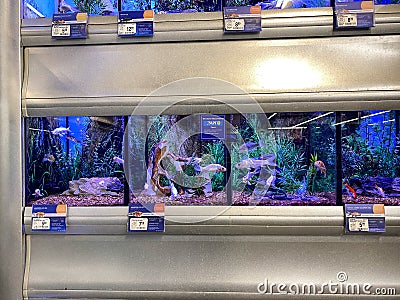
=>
[21,5,400,47]
[24,206,400,235]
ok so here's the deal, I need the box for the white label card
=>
[338,14,357,27]
[348,218,369,232]
[52,24,71,37]
[32,217,51,230]
[225,18,245,31]
[118,23,137,35]
[130,218,148,231]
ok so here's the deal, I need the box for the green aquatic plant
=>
[124,0,152,10]
[81,118,124,178]
[275,135,307,193]
[225,0,251,6]
[307,153,318,193]
[73,0,108,15]
[203,141,226,191]
[342,122,400,179]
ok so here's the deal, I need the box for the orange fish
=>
[344,181,357,199]
[375,184,385,198]
[314,160,326,177]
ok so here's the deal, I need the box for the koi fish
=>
[51,126,71,136]
[343,181,357,199]
[113,157,124,164]
[239,141,264,153]
[42,154,55,163]
[102,0,114,15]
[375,184,385,198]
[59,0,79,13]
[33,189,43,197]
[66,135,82,144]
[235,154,277,169]
[314,160,326,177]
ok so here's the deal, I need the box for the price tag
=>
[52,24,71,37]
[118,23,137,35]
[128,203,165,232]
[118,10,154,37]
[334,1,374,29]
[32,217,51,230]
[130,218,148,231]
[225,19,245,31]
[345,204,385,233]
[348,218,369,232]
[223,6,261,33]
[31,204,67,232]
[337,14,357,27]
[52,12,87,39]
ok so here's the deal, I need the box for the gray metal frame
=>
[0,3,399,299]
[0,1,23,300]
[20,6,400,46]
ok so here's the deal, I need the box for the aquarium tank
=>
[26,116,125,206]
[341,110,400,205]
[22,0,118,18]
[29,111,400,206]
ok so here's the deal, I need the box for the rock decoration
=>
[348,177,400,198]
[61,177,123,196]
[144,142,226,198]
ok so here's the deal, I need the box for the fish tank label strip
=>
[201,115,226,140]
[334,1,374,28]
[345,204,385,233]
[128,203,165,232]
[52,12,88,39]
[118,11,154,37]
[223,6,262,33]
[31,204,67,232]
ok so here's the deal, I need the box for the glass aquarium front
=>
[25,110,399,207]
[341,110,400,205]
[23,0,118,18]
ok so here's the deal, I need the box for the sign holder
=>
[32,204,67,232]
[118,10,154,37]
[128,203,165,232]
[52,12,88,39]
[345,204,385,233]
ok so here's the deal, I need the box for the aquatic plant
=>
[72,0,109,15]
[81,117,124,178]
[342,114,400,179]
[226,0,251,6]
[203,141,226,191]
[123,0,152,10]
[292,0,329,8]
[307,122,336,192]
[274,135,308,193]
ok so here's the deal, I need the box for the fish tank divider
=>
[335,112,343,205]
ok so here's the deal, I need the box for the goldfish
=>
[51,126,71,136]
[42,154,55,163]
[343,180,357,199]
[375,184,385,198]
[113,157,124,164]
[314,160,326,177]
